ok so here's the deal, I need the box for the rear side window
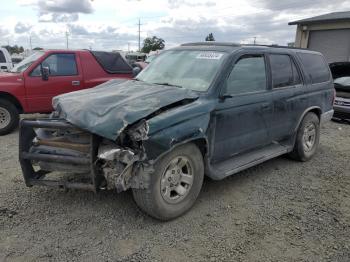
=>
[225,55,267,95]
[270,54,301,88]
[297,53,330,84]
[0,51,6,63]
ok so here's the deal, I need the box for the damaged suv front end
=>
[19,117,152,193]
[19,79,210,193]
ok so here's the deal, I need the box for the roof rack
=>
[242,44,309,51]
[181,42,241,47]
[180,42,310,51]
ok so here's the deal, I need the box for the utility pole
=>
[253,36,257,45]
[29,35,32,50]
[65,30,69,49]
[137,18,142,52]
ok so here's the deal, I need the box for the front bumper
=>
[333,105,350,120]
[19,118,101,192]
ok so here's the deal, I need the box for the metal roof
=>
[289,11,350,25]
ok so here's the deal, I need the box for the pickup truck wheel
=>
[0,99,19,135]
[289,112,320,162]
[132,143,204,221]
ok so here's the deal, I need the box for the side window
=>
[270,54,299,88]
[225,55,267,95]
[31,53,78,77]
[297,53,330,84]
[0,51,6,63]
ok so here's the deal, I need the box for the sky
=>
[0,0,350,51]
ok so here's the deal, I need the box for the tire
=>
[132,143,204,220]
[289,112,320,162]
[0,99,19,136]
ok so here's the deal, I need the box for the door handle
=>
[72,80,80,86]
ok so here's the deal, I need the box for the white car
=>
[0,48,13,72]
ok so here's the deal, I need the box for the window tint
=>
[270,54,298,88]
[0,51,6,63]
[31,53,77,76]
[226,55,267,95]
[297,53,330,84]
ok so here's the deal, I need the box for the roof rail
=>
[181,42,241,47]
[242,44,309,51]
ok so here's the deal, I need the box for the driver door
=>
[213,53,273,163]
[24,53,83,112]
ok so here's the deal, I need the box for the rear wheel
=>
[289,112,320,161]
[0,99,19,135]
[132,143,204,220]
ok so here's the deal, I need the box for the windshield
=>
[136,50,228,91]
[10,51,44,73]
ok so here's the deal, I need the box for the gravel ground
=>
[0,119,349,262]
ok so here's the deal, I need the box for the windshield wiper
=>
[153,82,183,88]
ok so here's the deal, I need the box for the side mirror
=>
[41,66,50,81]
[132,66,141,77]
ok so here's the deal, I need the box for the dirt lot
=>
[0,120,349,262]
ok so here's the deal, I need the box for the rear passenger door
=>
[213,53,273,162]
[268,53,305,141]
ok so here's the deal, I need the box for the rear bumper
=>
[333,105,350,120]
[320,109,334,124]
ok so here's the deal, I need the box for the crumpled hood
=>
[53,79,199,140]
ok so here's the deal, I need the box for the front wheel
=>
[132,143,204,220]
[0,99,19,136]
[289,112,320,161]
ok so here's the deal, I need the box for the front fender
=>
[143,113,211,162]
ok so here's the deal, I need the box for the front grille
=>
[334,100,350,107]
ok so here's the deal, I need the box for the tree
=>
[1,45,25,54]
[141,36,165,53]
[205,33,215,41]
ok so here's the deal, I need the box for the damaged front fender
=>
[96,100,214,192]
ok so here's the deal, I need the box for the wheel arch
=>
[294,106,321,132]
[0,91,23,113]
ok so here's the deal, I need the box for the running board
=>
[207,143,291,180]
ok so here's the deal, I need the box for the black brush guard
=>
[19,119,102,192]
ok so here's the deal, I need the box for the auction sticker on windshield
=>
[196,52,223,60]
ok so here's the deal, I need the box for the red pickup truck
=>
[0,49,133,135]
